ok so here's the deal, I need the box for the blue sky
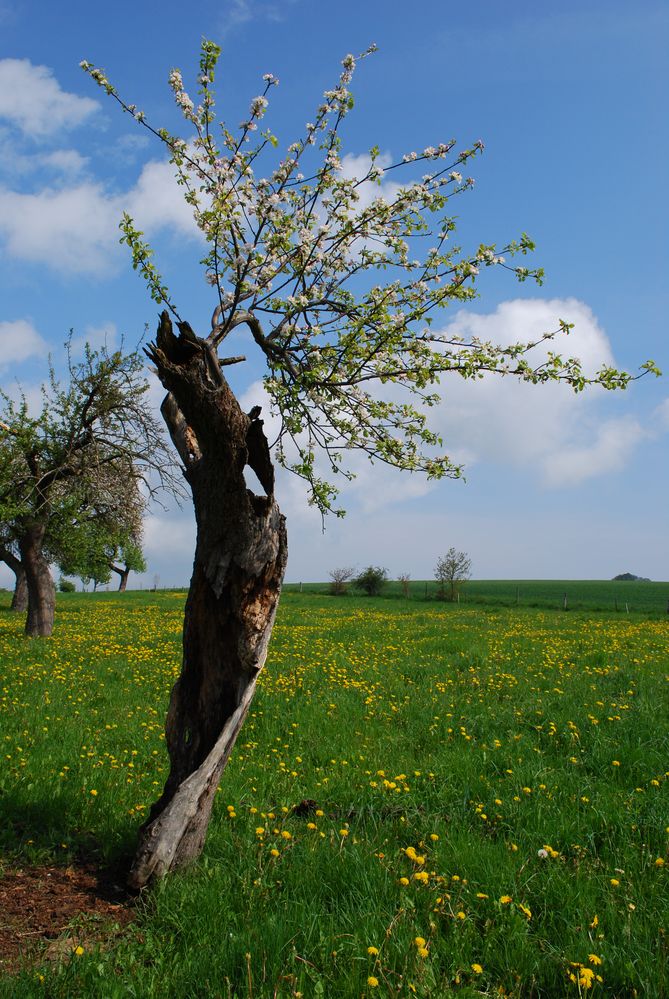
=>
[0,0,667,587]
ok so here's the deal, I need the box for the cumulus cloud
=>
[0,59,99,139]
[425,298,645,488]
[0,318,48,367]
[0,158,199,275]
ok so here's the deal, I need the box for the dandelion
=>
[610,878,620,887]
[456,911,466,920]
[588,954,602,966]
[414,937,426,948]
[500,895,512,904]
[471,963,483,974]
[413,871,429,883]
[518,903,532,920]
[368,976,379,988]
[655,857,665,867]
[417,947,429,959]
[89,789,98,796]
[367,946,379,955]
[399,877,410,886]
[270,848,280,857]
[74,945,84,956]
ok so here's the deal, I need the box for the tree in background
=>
[435,548,472,601]
[0,340,175,636]
[83,41,657,887]
[329,566,355,596]
[0,531,27,612]
[398,573,411,598]
[354,566,388,596]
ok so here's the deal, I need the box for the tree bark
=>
[0,546,28,612]
[111,565,130,592]
[128,313,287,889]
[18,524,56,637]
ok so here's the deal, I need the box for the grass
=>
[284,578,669,616]
[0,588,668,996]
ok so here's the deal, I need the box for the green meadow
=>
[1,588,668,997]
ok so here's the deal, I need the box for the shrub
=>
[58,578,76,593]
[354,566,388,596]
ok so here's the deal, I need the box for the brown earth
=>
[0,863,135,975]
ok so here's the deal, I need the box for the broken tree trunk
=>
[128,313,287,889]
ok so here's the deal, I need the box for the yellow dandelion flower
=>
[655,857,665,867]
[270,848,280,857]
[417,947,429,959]
[500,895,513,904]
[280,830,292,839]
[399,877,410,886]
[414,937,426,948]
[368,976,379,988]
[610,878,620,887]
[456,911,466,920]
[89,789,98,797]
[367,946,379,956]
[588,954,602,966]
[74,945,84,956]
[471,963,483,974]
[413,871,429,883]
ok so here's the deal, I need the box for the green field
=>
[1,589,668,996]
[285,578,669,616]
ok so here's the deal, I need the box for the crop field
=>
[0,589,668,997]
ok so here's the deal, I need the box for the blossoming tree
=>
[82,42,657,887]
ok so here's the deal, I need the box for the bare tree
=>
[329,566,355,596]
[435,548,472,601]
[398,573,411,599]
[82,41,654,887]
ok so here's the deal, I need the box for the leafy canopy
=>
[82,43,659,514]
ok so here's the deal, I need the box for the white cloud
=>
[0,318,48,367]
[654,398,669,430]
[426,298,641,488]
[0,59,99,139]
[0,157,199,275]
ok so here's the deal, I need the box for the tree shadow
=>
[0,790,137,900]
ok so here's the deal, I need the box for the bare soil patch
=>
[0,863,134,975]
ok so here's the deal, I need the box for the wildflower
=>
[89,789,98,796]
[339,828,349,837]
[281,830,292,840]
[610,878,620,887]
[414,937,426,948]
[367,946,379,955]
[612,760,620,766]
[417,947,429,959]
[588,954,602,966]
[500,895,513,904]
[399,877,410,886]
[413,871,429,883]
[456,911,466,920]
[518,903,532,920]
[589,915,599,928]
[655,857,665,867]
[74,945,84,956]
[270,848,279,857]
[471,963,483,974]
[368,976,379,988]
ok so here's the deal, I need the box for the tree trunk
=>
[11,565,28,612]
[18,524,56,637]
[111,565,130,592]
[0,546,28,612]
[128,313,287,889]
